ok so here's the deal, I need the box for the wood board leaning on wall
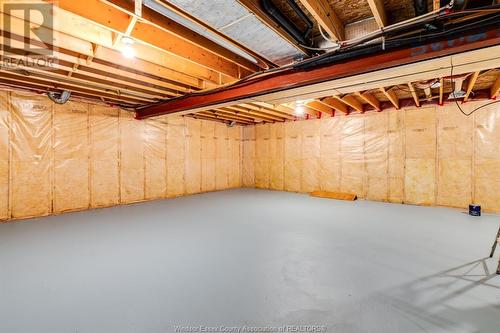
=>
[0,91,243,222]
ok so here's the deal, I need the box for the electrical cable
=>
[449,61,500,117]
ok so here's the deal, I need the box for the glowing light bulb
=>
[121,37,136,59]
[295,101,305,116]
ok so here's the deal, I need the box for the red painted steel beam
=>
[136,28,500,119]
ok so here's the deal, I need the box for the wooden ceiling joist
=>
[0,76,142,106]
[305,101,334,116]
[366,0,388,28]
[356,92,381,111]
[464,71,479,102]
[491,75,500,99]
[298,0,344,41]
[0,66,162,103]
[379,87,399,109]
[201,110,255,124]
[407,82,421,107]
[252,102,318,118]
[321,97,348,114]
[52,0,257,78]
[0,69,154,104]
[189,113,248,126]
[223,106,284,122]
[335,95,363,113]
[438,78,444,105]
[0,47,178,101]
[214,109,262,122]
[237,104,294,120]
[1,11,210,89]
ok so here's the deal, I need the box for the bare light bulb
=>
[295,101,305,116]
[121,37,136,59]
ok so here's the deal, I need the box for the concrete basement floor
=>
[1,189,500,333]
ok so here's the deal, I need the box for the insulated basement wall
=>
[245,101,500,213]
[0,91,242,222]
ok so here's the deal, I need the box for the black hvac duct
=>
[414,0,428,16]
[47,90,71,104]
[261,0,313,47]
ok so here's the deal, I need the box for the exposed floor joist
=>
[298,0,344,41]
[366,0,387,28]
[407,82,421,107]
[464,71,480,102]
[491,75,500,99]
[50,0,257,78]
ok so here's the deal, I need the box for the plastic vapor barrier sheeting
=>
[0,92,242,222]
[242,126,255,187]
[246,101,500,213]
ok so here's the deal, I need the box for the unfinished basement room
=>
[1,0,500,332]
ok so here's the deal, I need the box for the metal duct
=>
[261,0,313,47]
[47,90,72,104]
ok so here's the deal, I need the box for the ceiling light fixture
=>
[295,101,305,116]
[121,37,136,59]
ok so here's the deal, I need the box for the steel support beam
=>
[136,27,500,119]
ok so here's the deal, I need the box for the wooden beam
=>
[408,82,421,107]
[215,108,266,122]
[298,0,344,41]
[321,97,348,114]
[54,0,257,77]
[433,0,441,11]
[438,78,444,105]
[366,0,388,28]
[224,106,285,122]
[336,95,363,113]
[464,71,479,102]
[379,87,399,109]
[199,111,254,125]
[3,5,222,85]
[305,100,334,116]
[189,113,248,126]
[356,92,381,111]
[1,34,185,98]
[238,103,295,120]
[0,72,149,105]
[209,109,257,122]
[490,75,500,99]
[252,102,318,118]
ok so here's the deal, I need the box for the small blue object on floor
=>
[469,204,481,216]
